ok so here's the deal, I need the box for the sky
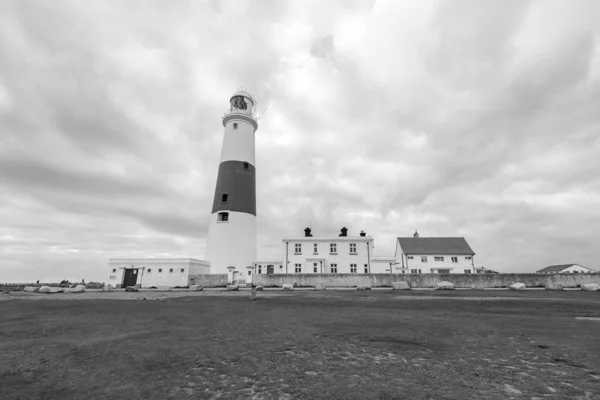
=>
[1,0,599,282]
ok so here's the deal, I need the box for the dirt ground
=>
[1,289,599,399]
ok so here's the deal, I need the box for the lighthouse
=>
[205,89,258,279]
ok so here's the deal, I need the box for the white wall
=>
[220,117,256,166]
[205,211,257,276]
[400,254,475,274]
[282,237,374,274]
[371,258,396,274]
[108,259,208,288]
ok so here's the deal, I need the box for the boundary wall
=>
[187,274,228,288]
[251,273,600,289]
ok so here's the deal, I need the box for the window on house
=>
[465,256,472,260]
[451,257,458,263]
[233,122,238,129]
[243,162,249,169]
[330,243,337,254]
[248,271,252,275]
[258,265,262,274]
[313,263,318,273]
[218,212,229,222]
[158,269,162,273]
[112,268,116,273]
[364,264,368,273]
[294,243,302,254]
[221,194,228,203]
[181,268,185,273]
[464,269,471,274]
[421,256,428,263]
[295,264,301,273]
[350,264,357,273]
[169,269,174,273]
[434,257,444,262]
[147,269,152,273]
[330,264,338,273]
[437,269,450,274]
[411,269,422,274]
[314,243,318,254]
[407,256,414,260]
[350,243,356,253]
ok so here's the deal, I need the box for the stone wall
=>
[187,274,228,288]
[251,273,600,289]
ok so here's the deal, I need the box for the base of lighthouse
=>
[205,211,257,281]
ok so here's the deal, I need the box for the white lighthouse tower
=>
[205,89,258,280]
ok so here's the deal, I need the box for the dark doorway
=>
[122,268,138,287]
[267,265,274,274]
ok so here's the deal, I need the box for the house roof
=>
[397,237,475,255]
[536,264,589,273]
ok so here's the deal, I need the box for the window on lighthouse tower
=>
[221,194,228,203]
[218,212,229,222]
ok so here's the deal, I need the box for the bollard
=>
[251,285,257,300]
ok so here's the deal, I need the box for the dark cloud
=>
[1,0,599,281]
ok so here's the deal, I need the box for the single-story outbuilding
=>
[108,258,210,288]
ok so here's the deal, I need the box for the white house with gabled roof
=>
[536,264,594,274]
[394,231,476,274]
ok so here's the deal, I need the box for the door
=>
[267,265,274,274]
[122,268,138,288]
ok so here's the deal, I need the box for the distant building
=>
[108,258,210,288]
[276,227,374,275]
[536,264,594,274]
[394,231,476,274]
[475,266,499,274]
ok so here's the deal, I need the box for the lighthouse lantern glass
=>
[231,96,248,111]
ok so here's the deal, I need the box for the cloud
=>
[1,0,599,281]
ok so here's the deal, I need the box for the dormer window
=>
[218,212,229,222]
[233,122,238,129]
[221,194,228,203]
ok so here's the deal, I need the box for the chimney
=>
[339,227,348,237]
[304,227,313,237]
[360,230,366,237]
[414,230,419,238]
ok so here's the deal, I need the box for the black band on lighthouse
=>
[211,160,256,216]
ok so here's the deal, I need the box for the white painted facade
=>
[371,256,399,274]
[537,264,595,274]
[108,258,210,288]
[220,117,256,166]
[394,241,476,274]
[205,211,257,275]
[279,236,374,274]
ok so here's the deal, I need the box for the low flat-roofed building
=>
[108,258,210,288]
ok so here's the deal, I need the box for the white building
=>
[108,258,210,288]
[536,264,595,274]
[371,256,398,274]
[394,231,476,274]
[276,227,374,274]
